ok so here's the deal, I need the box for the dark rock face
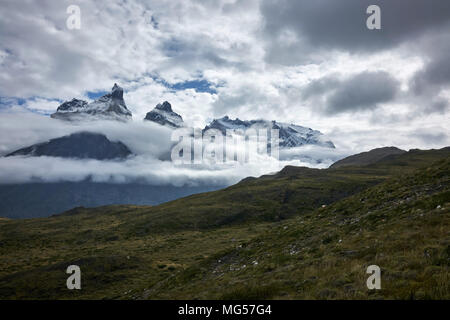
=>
[111,83,123,100]
[156,101,173,112]
[330,147,407,168]
[51,83,132,121]
[6,132,132,160]
[144,101,184,128]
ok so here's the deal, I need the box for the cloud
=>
[325,71,399,114]
[408,32,450,114]
[0,0,448,182]
[302,71,400,114]
[261,0,450,64]
[0,110,348,185]
[0,108,173,158]
[1,103,449,186]
[412,131,448,145]
[23,98,62,113]
[259,0,450,119]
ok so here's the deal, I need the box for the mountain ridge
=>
[38,146,450,225]
[145,155,450,299]
[0,146,448,299]
[47,84,335,151]
[144,101,184,128]
[51,84,132,121]
[203,116,335,149]
[5,131,132,160]
[330,146,406,168]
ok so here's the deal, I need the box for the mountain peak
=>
[51,84,132,122]
[111,83,123,100]
[155,101,173,112]
[5,131,132,160]
[204,116,335,149]
[144,101,184,128]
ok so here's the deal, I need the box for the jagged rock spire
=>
[155,101,173,112]
[144,101,184,128]
[51,83,132,121]
[111,83,124,100]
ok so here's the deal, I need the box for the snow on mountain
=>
[51,84,132,121]
[144,101,184,128]
[54,99,88,113]
[203,116,335,149]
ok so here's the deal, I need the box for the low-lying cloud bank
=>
[0,154,314,186]
[1,110,449,186]
[0,110,351,186]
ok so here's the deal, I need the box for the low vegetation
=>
[0,148,448,299]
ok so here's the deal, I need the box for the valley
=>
[0,147,448,299]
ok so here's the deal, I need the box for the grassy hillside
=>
[0,147,448,299]
[330,146,406,168]
[55,148,450,233]
[147,158,450,299]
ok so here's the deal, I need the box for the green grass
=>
[0,147,448,299]
[147,157,450,299]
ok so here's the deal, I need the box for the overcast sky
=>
[0,0,449,184]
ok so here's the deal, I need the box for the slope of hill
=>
[0,147,448,299]
[145,158,450,299]
[44,148,448,234]
[330,147,406,168]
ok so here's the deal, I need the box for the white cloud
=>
[0,110,350,185]
[23,98,62,113]
[0,0,449,187]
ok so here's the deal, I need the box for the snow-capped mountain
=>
[6,132,132,160]
[203,116,335,148]
[54,99,88,112]
[51,84,132,121]
[144,101,184,128]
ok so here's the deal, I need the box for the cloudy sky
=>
[0,0,449,185]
